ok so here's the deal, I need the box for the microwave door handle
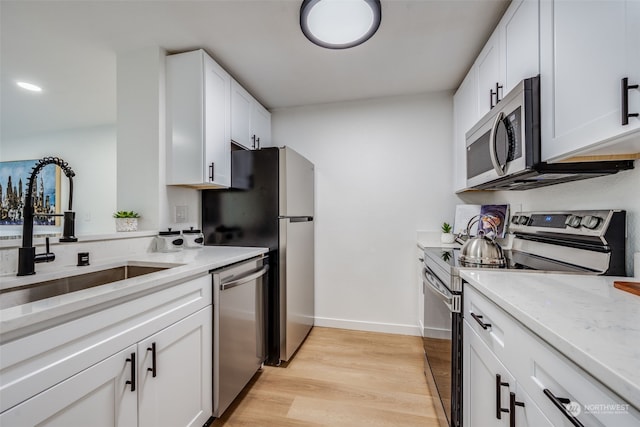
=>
[489,111,507,176]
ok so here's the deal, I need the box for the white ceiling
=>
[0,0,509,140]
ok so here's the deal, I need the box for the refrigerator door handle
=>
[279,216,313,222]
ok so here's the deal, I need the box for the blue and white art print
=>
[0,160,61,225]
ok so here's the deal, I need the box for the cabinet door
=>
[452,69,478,192]
[204,55,231,187]
[251,101,272,148]
[511,384,555,427]
[476,31,502,118]
[0,346,137,427]
[138,306,212,427]
[166,49,231,187]
[502,0,539,94]
[231,80,254,149]
[540,0,640,161]
[463,321,512,427]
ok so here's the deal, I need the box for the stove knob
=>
[581,215,601,230]
[511,215,520,224]
[565,215,582,228]
[519,216,530,225]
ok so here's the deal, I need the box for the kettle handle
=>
[465,214,499,241]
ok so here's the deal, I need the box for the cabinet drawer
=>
[0,274,211,412]
[464,285,518,364]
[509,318,640,427]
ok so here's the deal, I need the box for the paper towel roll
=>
[635,252,640,278]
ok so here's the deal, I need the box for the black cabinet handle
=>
[509,392,525,427]
[126,352,136,392]
[147,342,157,378]
[621,77,639,125]
[490,82,504,109]
[543,389,585,427]
[496,374,510,419]
[208,162,215,181]
[256,137,260,149]
[252,134,257,149]
[471,312,492,330]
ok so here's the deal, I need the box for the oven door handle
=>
[422,267,459,313]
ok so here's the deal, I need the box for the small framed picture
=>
[0,159,62,226]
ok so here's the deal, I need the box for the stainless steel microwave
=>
[464,75,633,190]
[465,76,540,189]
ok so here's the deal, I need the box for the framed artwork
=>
[0,160,62,226]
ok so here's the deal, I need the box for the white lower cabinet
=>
[0,275,213,426]
[464,285,640,427]
[1,307,211,427]
[138,306,212,427]
[0,345,138,426]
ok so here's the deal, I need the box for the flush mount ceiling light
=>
[300,0,382,49]
[16,81,43,92]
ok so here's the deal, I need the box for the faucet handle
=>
[34,237,56,264]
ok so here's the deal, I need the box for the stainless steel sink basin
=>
[0,264,172,309]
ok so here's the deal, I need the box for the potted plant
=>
[441,222,455,244]
[113,211,140,232]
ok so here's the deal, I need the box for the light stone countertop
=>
[0,246,267,340]
[460,269,640,410]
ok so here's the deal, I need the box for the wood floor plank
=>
[213,327,441,427]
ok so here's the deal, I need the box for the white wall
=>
[459,165,640,276]
[0,125,117,235]
[272,92,457,335]
[117,47,200,234]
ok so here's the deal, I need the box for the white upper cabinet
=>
[231,80,272,150]
[502,0,540,94]
[453,70,478,192]
[476,30,502,118]
[540,0,640,161]
[475,0,540,118]
[453,0,538,192]
[166,49,231,188]
[252,101,272,148]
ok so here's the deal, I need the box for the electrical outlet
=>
[175,205,188,223]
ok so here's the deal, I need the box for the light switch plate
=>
[175,205,188,223]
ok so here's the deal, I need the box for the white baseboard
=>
[314,316,422,337]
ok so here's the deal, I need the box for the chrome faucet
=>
[17,157,77,276]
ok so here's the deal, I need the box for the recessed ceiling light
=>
[17,81,43,92]
[300,0,382,49]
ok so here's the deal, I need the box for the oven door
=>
[422,265,461,427]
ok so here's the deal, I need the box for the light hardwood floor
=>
[212,327,441,426]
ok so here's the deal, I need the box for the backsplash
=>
[0,233,156,276]
[458,163,639,276]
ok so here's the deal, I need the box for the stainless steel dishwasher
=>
[212,255,268,417]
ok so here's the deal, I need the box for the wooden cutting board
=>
[614,281,640,296]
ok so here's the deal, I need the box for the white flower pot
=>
[115,218,138,232]
[440,232,455,244]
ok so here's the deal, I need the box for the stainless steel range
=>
[421,209,627,427]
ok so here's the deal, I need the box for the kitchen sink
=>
[0,264,176,309]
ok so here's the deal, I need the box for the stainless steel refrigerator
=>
[202,146,314,365]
